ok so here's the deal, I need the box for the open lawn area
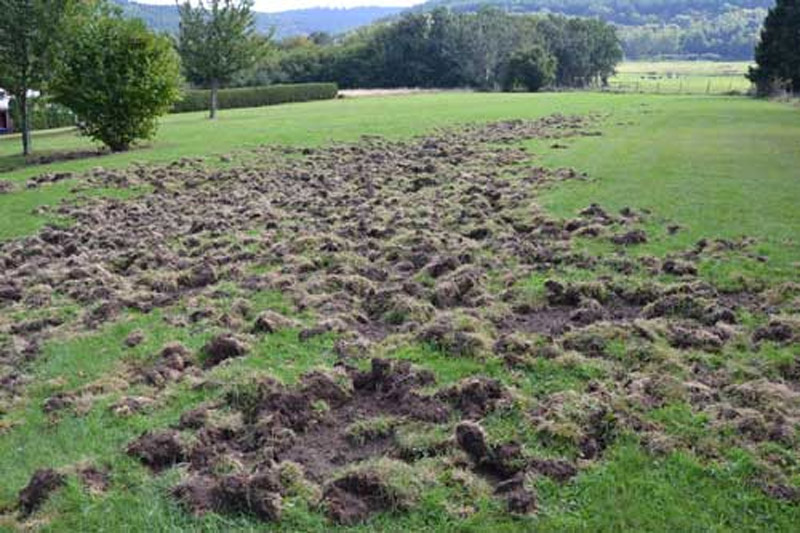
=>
[1,93,800,531]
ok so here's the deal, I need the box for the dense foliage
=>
[177,0,266,118]
[171,83,338,113]
[748,0,800,95]
[423,0,773,25]
[618,8,768,60]
[0,0,77,155]
[503,45,557,91]
[244,9,622,91]
[51,16,182,151]
[113,0,768,60]
[424,0,771,60]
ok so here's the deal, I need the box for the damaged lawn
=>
[1,98,800,531]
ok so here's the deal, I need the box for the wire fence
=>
[603,75,753,95]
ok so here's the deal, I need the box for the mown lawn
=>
[2,92,799,280]
[2,93,800,531]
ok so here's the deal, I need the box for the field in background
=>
[609,61,753,95]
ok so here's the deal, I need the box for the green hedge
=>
[9,99,76,131]
[171,83,338,113]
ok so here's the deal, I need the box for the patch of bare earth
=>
[3,114,799,523]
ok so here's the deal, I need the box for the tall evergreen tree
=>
[177,0,265,119]
[748,0,800,95]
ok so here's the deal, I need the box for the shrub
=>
[171,83,338,114]
[503,46,557,92]
[51,16,182,152]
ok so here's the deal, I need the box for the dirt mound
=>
[140,342,195,386]
[202,333,248,368]
[18,468,66,516]
[252,311,298,334]
[78,465,111,493]
[454,422,536,513]
[323,471,399,525]
[161,360,449,522]
[417,314,489,358]
[127,430,186,471]
[611,229,647,246]
[643,293,735,325]
[174,471,283,521]
[438,377,507,418]
[753,320,796,344]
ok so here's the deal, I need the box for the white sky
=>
[137,0,423,13]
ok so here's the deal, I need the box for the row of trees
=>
[421,0,773,26]
[0,1,622,157]
[244,9,622,91]
[619,8,768,60]
[0,0,264,155]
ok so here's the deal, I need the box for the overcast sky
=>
[138,0,423,13]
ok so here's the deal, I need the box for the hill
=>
[421,0,772,25]
[115,0,769,59]
[420,0,770,59]
[113,0,403,38]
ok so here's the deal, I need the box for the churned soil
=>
[5,114,799,525]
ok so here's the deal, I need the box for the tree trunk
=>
[210,80,219,120]
[20,93,32,156]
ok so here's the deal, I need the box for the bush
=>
[171,83,338,114]
[51,16,182,152]
[9,99,75,131]
[503,46,557,92]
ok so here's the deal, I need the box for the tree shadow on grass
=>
[0,148,111,174]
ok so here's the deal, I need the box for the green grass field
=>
[609,61,753,94]
[2,92,798,284]
[2,92,800,531]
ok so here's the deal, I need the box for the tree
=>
[0,0,76,156]
[748,0,800,95]
[503,46,557,92]
[460,8,516,90]
[51,15,181,152]
[177,0,264,119]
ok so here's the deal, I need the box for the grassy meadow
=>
[609,61,753,94]
[1,91,800,531]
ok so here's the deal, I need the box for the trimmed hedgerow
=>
[171,83,338,113]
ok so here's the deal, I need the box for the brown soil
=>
[3,114,797,525]
[18,468,65,516]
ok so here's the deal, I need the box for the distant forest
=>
[115,0,771,60]
[113,0,403,38]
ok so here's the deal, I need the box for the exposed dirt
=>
[3,114,798,525]
[18,469,66,516]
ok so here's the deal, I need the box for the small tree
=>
[503,46,557,92]
[748,0,800,96]
[0,0,76,156]
[177,0,264,119]
[51,16,181,152]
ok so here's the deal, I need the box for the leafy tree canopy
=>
[52,14,182,151]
